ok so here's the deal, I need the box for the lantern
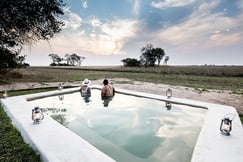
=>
[166,88,172,98]
[32,107,44,124]
[58,82,63,90]
[3,90,8,98]
[58,95,64,101]
[165,88,172,109]
[220,114,235,136]
[165,101,172,110]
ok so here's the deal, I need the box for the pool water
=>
[30,89,206,162]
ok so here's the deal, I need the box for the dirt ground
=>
[0,78,242,114]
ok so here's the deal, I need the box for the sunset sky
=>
[23,0,243,66]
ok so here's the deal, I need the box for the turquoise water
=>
[30,89,206,162]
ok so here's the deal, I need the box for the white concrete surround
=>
[1,86,243,162]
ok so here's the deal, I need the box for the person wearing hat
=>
[80,79,91,97]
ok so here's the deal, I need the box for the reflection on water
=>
[102,96,114,107]
[58,95,64,101]
[29,89,206,162]
[80,91,91,104]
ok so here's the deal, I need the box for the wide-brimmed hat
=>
[82,79,91,85]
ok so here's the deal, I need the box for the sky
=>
[23,0,243,66]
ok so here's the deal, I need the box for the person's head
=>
[82,79,91,86]
[103,79,109,85]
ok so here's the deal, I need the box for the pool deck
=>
[1,86,243,162]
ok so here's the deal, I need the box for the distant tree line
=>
[49,53,86,66]
[121,44,169,67]
[0,0,65,72]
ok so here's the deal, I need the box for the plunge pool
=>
[1,86,243,162]
[29,89,206,162]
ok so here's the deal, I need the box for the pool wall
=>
[1,86,243,162]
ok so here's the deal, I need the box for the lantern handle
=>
[223,113,236,121]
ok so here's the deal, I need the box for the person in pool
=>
[101,79,115,98]
[101,79,115,107]
[80,79,91,97]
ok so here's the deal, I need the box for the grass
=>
[0,66,243,161]
[0,88,58,98]
[240,114,243,123]
[0,104,41,162]
[0,88,64,162]
[2,66,243,93]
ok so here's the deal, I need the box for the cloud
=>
[210,33,241,46]
[102,20,138,40]
[153,0,243,52]
[62,7,82,30]
[195,0,220,15]
[94,19,139,55]
[35,18,140,56]
[90,17,102,27]
[81,0,88,8]
[151,0,195,9]
[133,0,140,15]
[240,0,243,9]
[24,0,243,65]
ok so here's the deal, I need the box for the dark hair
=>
[103,79,109,85]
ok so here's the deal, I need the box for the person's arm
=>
[112,87,115,96]
[101,87,106,97]
[88,87,91,97]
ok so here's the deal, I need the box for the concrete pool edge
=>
[1,86,243,162]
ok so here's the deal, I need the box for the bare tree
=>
[78,56,86,66]
[164,56,170,65]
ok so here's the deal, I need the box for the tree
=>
[16,55,26,65]
[49,53,62,65]
[69,53,80,66]
[78,56,86,66]
[62,53,85,66]
[64,53,71,65]
[16,55,29,67]
[0,0,65,70]
[140,44,157,67]
[121,58,141,67]
[164,56,170,65]
[153,48,165,66]
[139,44,167,67]
[0,48,18,71]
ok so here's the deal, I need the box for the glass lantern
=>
[166,88,172,98]
[58,95,64,101]
[220,114,235,136]
[3,90,8,98]
[58,82,63,90]
[32,107,44,124]
[165,101,172,110]
[165,88,172,110]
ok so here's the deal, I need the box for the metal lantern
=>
[166,88,172,98]
[165,101,172,110]
[58,95,64,101]
[165,88,172,110]
[58,82,63,90]
[3,90,8,98]
[220,114,235,136]
[32,107,44,124]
